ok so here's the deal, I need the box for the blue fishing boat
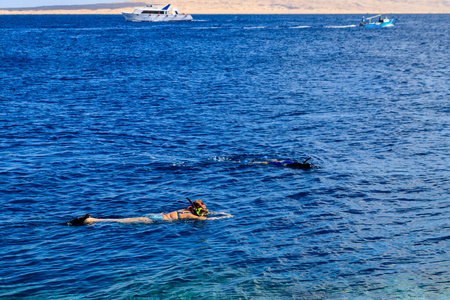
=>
[360,14,394,28]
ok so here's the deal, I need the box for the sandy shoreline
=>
[1,0,449,15]
[1,9,449,15]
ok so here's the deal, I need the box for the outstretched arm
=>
[205,216,232,220]
[182,212,233,220]
[214,212,233,217]
[205,212,233,220]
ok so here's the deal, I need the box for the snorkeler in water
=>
[65,199,232,226]
[251,157,315,170]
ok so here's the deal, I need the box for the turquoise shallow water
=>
[0,14,449,299]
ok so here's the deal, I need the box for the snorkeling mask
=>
[195,207,209,216]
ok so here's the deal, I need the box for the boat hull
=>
[122,12,193,22]
[361,19,394,28]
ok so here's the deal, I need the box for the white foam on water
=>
[243,26,266,29]
[191,26,219,30]
[290,25,311,29]
[324,25,357,28]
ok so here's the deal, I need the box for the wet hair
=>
[189,200,209,216]
[193,199,205,208]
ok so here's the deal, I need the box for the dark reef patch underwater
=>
[0,14,449,298]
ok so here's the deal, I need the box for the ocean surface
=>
[0,14,449,299]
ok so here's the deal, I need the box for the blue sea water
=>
[0,14,449,299]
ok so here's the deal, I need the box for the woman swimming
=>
[65,199,232,226]
[251,157,314,169]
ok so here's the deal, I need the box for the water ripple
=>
[0,14,449,299]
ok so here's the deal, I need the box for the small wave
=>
[209,156,235,162]
[209,155,257,163]
[191,26,219,30]
[58,76,82,81]
[324,25,357,28]
[243,26,266,29]
[192,19,207,22]
[290,26,310,29]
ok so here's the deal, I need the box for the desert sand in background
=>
[1,0,449,14]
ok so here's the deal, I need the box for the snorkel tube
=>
[186,197,208,216]
[302,157,312,164]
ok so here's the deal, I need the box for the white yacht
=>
[122,4,193,22]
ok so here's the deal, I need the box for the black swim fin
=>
[65,214,90,226]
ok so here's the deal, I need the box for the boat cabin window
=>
[142,10,165,14]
